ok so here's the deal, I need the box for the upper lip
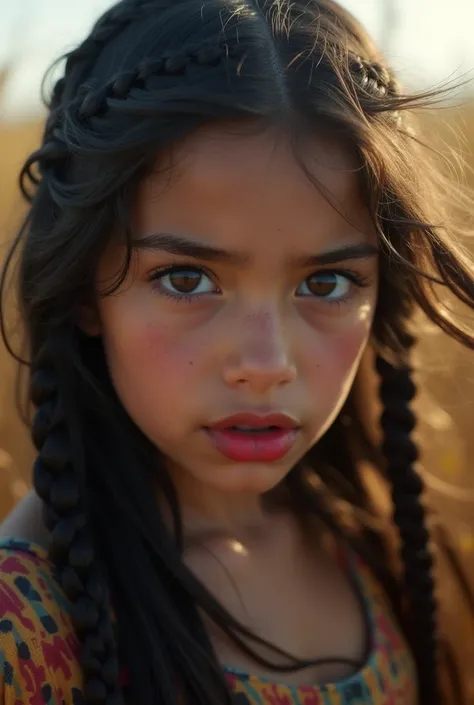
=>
[207,412,300,430]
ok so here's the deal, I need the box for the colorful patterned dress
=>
[0,537,417,704]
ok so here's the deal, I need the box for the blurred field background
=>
[1,0,474,675]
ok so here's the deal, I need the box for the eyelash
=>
[148,263,370,305]
[311,269,370,307]
[148,264,217,304]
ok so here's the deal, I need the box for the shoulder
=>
[0,538,84,704]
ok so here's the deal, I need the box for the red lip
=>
[204,412,300,462]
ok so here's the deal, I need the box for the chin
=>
[203,462,290,495]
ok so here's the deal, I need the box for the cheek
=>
[143,322,181,366]
[332,324,369,371]
[106,314,200,381]
[101,311,204,442]
[141,322,200,375]
[304,318,371,399]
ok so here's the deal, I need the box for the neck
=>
[162,463,282,543]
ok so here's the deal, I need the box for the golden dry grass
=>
[0,121,43,515]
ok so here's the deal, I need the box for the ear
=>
[77,304,102,337]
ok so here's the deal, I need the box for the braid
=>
[45,0,156,113]
[349,55,398,97]
[376,342,439,705]
[26,0,154,199]
[30,334,123,705]
[348,55,402,126]
[73,41,241,121]
[21,38,243,202]
[40,0,156,168]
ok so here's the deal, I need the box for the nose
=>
[222,310,297,393]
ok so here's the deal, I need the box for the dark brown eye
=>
[296,272,351,300]
[168,270,202,293]
[154,267,216,298]
[306,274,338,296]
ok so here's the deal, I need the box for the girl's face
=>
[91,126,378,499]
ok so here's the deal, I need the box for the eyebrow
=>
[132,232,379,267]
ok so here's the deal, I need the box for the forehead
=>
[133,123,373,251]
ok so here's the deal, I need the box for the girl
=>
[0,0,473,704]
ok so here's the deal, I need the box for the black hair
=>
[376,347,438,703]
[2,1,474,704]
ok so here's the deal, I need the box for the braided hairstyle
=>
[30,333,123,705]
[2,1,474,705]
[42,2,154,125]
[376,345,439,704]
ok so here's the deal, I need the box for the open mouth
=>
[204,423,299,462]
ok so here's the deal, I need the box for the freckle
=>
[189,360,194,366]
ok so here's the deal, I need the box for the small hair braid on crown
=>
[21,38,242,201]
[349,55,398,97]
[348,54,402,125]
[375,338,439,705]
[31,331,123,705]
[45,0,155,116]
[24,0,155,200]
[74,40,241,121]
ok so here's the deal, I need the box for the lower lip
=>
[204,428,299,462]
